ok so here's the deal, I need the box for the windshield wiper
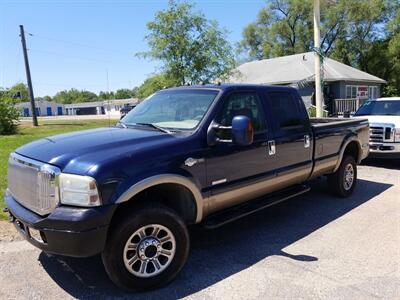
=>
[135,123,172,134]
[117,122,127,128]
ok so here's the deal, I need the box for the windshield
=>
[122,89,219,130]
[354,100,400,116]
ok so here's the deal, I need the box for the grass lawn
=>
[0,119,116,220]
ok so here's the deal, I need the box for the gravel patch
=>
[0,221,23,242]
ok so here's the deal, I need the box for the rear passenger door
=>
[264,90,313,183]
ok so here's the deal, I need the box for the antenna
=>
[106,69,111,127]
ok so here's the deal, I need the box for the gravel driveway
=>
[0,161,399,299]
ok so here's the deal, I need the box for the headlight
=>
[395,128,400,142]
[59,173,101,207]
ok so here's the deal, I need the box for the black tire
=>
[327,155,357,197]
[102,204,189,291]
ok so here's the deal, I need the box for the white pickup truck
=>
[354,97,400,158]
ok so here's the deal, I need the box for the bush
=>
[307,105,329,118]
[0,97,19,135]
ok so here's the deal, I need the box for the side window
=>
[216,92,266,133]
[267,92,305,131]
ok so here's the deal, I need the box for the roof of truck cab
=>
[164,84,297,92]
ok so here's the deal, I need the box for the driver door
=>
[204,91,274,212]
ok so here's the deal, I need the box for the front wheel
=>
[327,155,357,197]
[102,204,189,291]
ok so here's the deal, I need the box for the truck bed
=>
[309,117,369,178]
[310,117,367,128]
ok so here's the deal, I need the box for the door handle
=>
[268,140,276,155]
[304,135,310,148]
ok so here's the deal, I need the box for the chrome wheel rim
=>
[343,163,354,191]
[123,224,176,278]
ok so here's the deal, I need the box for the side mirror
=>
[207,115,254,146]
[232,115,254,145]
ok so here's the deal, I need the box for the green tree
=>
[7,83,29,103]
[115,89,134,99]
[98,91,115,100]
[53,89,98,104]
[383,5,400,95]
[137,73,179,99]
[140,0,235,85]
[238,0,400,95]
[0,92,19,135]
[35,95,53,102]
[238,0,389,61]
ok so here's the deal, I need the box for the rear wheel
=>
[102,204,189,291]
[327,155,357,197]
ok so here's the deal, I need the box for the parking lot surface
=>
[0,161,399,299]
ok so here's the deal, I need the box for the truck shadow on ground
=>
[361,158,400,170]
[38,178,392,299]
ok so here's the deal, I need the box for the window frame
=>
[368,86,378,99]
[265,90,308,135]
[215,90,268,135]
[345,85,358,99]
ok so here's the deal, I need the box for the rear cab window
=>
[266,91,308,135]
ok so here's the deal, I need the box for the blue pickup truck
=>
[5,84,369,291]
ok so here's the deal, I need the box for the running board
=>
[202,184,310,229]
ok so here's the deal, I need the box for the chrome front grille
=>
[369,123,395,143]
[369,126,384,142]
[7,153,60,216]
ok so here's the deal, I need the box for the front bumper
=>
[369,142,400,159]
[5,191,116,257]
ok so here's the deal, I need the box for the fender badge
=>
[185,157,204,167]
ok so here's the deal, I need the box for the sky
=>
[0,0,265,97]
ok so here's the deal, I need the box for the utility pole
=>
[313,0,323,118]
[19,25,38,126]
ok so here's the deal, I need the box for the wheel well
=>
[343,141,360,162]
[112,183,198,224]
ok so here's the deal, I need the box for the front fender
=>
[115,174,204,223]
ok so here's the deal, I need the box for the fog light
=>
[28,228,45,243]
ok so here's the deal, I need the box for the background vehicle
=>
[5,84,369,291]
[120,104,136,119]
[354,97,400,158]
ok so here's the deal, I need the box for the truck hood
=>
[15,127,174,171]
[353,115,400,128]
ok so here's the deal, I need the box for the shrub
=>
[0,97,19,135]
[307,105,329,118]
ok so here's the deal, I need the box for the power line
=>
[27,32,134,56]
[33,80,134,88]
[28,48,112,63]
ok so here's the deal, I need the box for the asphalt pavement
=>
[0,160,399,299]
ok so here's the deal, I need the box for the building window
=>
[368,86,378,99]
[345,85,357,99]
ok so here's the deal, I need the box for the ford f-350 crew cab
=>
[354,97,400,158]
[5,84,369,291]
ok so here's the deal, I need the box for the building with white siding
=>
[65,98,139,117]
[16,100,65,117]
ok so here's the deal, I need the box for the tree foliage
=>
[115,88,137,99]
[136,73,179,99]
[0,90,19,135]
[7,83,29,103]
[53,89,99,104]
[238,0,400,95]
[140,0,235,85]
